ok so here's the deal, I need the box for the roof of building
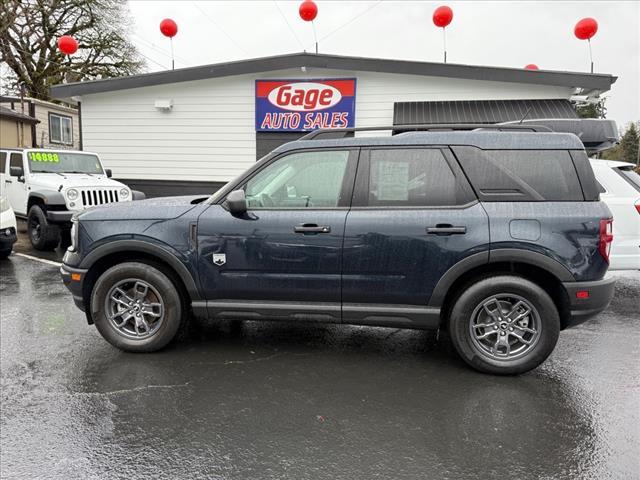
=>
[274,130,585,153]
[0,106,39,124]
[50,52,617,99]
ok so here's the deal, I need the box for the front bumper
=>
[0,227,17,250]
[60,263,88,312]
[47,211,74,223]
[562,276,616,328]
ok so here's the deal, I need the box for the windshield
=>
[27,151,104,174]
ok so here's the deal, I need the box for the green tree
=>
[0,0,143,100]
[601,122,640,169]
[576,98,607,119]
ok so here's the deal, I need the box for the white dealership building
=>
[51,52,616,196]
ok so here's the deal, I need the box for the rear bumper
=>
[60,263,88,312]
[562,276,616,328]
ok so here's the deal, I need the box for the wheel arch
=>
[28,190,66,212]
[432,250,573,330]
[79,241,201,323]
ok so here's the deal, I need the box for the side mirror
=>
[225,189,247,215]
[105,169,113,178]
[9,166,23,178]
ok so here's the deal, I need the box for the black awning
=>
[393,99,578,125]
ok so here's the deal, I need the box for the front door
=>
[5,152,29,216]
[197,148,358,322]
[341,147,489,327]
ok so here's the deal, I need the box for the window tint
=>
[245,150,349,208]
[0,152,6,173]
[367,149,466,207]
[9,153,22,171]
[453,147,584,201]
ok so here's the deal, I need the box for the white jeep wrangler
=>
[0,148,144,250]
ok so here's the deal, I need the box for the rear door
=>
[341,147,489,327]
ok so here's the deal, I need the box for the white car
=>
[0,195,18,259]
[590,159,640,270]
[0,148,143,251]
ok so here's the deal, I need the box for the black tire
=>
[27,205,60,251]
[448,275,560,375]
[91,262,184,352]
[0,249,11,259]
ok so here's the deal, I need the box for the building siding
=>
[32,100,80,150]
[79,68,574,183]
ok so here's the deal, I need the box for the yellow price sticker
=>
[29,152,59,163]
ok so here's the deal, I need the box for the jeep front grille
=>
[80,189,120,207]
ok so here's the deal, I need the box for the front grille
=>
[80,189,120,207]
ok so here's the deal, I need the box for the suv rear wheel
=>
[91,262,184,352]
[449,275,560,375]
[27,205,60,251]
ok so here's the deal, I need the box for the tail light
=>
[635,200,640,215]
[598,218,613,264]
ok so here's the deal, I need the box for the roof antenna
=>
[518,106,532,124]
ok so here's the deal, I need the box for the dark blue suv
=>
[60,124,616,374]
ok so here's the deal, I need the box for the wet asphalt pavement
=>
[1,227,639,479]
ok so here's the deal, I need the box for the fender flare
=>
[28,190,66,208]
[428,248,575,307]
[79,239,202,300]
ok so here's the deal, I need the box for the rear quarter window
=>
[452,147,584,202]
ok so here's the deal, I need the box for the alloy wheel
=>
[105,278,165,339]
[469,293,541,360]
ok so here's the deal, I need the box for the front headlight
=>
[66,188,79,201]
[69,219,79,252]
[0,197,9,213]
[119,188,130,199]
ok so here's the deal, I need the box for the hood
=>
[78,195,210,221]
[29,173,127,190]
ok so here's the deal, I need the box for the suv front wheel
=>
[91,262,185,352]
[449,275,560,375]
[27,205,60,251]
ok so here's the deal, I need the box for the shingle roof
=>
[50,52,617,99]
[0,106,39,124]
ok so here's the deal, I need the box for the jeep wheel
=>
[27,205,60,251]
[449,275,560,375]
[91,262,184,352]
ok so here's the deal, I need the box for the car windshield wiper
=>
[65,171,93,176]
[33,171,65,176]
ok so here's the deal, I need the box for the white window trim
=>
[49,112,73,145]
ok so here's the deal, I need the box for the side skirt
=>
[192,300,440,330]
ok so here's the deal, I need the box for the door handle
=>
[5,180,12,183]
[294,223,331,234]
[426,224,467,235]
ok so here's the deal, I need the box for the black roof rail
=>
[299,123,553,140]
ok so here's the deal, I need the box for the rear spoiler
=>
[500,118,619,154]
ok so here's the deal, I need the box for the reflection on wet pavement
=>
[1,254,639,479]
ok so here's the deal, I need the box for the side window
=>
[453,147,584,201]
[245,150,350,208]
[9,153,23,175]
[367,148,467,207]
[596,181,607,194]
[0,152,6,174]
[49,113,73,145]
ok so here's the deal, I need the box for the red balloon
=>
[160,18,178,38]
[57,35,78,55]
[574,17,597,40]
[299,1,318,22]
[433,5,453,28]
[524,64,539,70]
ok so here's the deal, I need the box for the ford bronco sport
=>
[60,121,617,374]
[0,148,144,250]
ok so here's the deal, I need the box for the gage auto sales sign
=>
[255,78,356,131]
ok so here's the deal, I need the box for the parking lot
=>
[1,223,639,480]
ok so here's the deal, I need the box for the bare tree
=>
[0,0,144,100]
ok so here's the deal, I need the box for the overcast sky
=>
[128,1,639,127]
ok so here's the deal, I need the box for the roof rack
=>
[299,123,553,140]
